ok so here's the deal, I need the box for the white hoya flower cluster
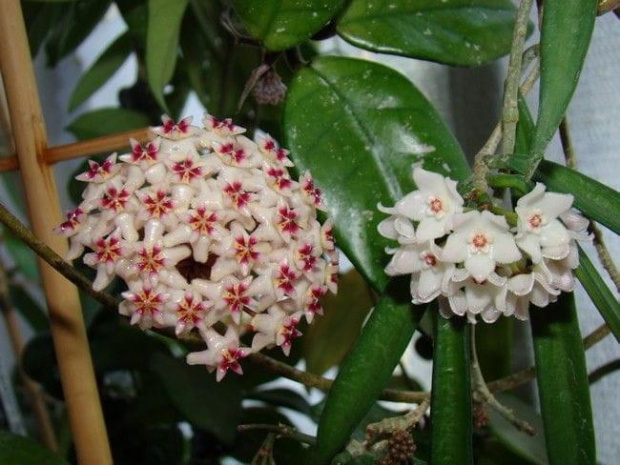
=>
[56,114,338,381]
[378,168,591,323]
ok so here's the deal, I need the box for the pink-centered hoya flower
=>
[377,167,590,323]
[57,113,337,381]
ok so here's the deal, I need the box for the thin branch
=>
[471,327,536,435]
[366,398,430,440]
[590,223,620,292]
[237,424,316,446]
[559,118,620,292]
[488,323,611,393]
[501,0,535,156]
[588,359,620,384]
[0,202,118,310]
[472,59,540,190]
[0,199,433,403]
[583,323,611,349]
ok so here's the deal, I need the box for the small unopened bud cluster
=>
[56,114,338,381]
[378,430,417,465]
[378,168,591,323]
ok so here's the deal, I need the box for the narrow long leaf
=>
[313,278,426,464]
[575,247,620,342]
[530,0,598,162]
[430,312,473,465]
[146,0,189,110]
[509,157,620,235]
[69,32,132,111]
[530,292,596,465]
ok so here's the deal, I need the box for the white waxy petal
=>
[115,213,139,242]
[465,254,495,282]
[377,216,400,240]
[492,233,521,264]
[143,219,164,247]
[163,225,192,247]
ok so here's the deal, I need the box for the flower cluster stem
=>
[471,327,536,436]
[237,424,316,446]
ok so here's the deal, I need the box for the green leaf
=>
[23,333,64,399]
[0,430,68,465]
[486,394,548,465]
[430,314,472,465]
[515,94,535,154]
[3,229,40,282]
[146,0,189,110]
[66,108,150,140]
[22,2,65,57]
[149,352,243,445]
[247,388,312,415]
[284,56,468,291]
[476,316,512,381]
[313,278,426,464]
[530,292,596,465]
[302,269,374,375]
[574,247,620,342]
[530,0,598,161]
[232,0,345,51]
[9,285,48,332]
[69,32,132,111]
[338,0,518,66]
[509,157,620,235]
[44,0,112,66]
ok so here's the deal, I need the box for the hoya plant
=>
[0,0,618,464]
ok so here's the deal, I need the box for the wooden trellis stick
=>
[0,0,112,463]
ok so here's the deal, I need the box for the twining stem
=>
[237,424,316,445]
[472,57,540,190]
[501,0,535,157]
[0,202,118,311]
[0,201,610,403]
[471,326,536,435]
[558,118,620,291]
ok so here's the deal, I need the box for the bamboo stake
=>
[0,127,152,173]
[0,1,112,463]
[45,127,151,164]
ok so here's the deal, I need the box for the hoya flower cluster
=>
[378,168,590,323]
[56,114,338,380]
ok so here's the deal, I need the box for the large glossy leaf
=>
[150,352,243,445]
[530,292,596,465]
[0,430,68,465]
[302,269,374,375]
[338,0,517,66]
[575,247,620,342]
[232,0,344,51]
[509,157,620,235]
[146,0,189,110]
[69,32,132,111]
[313,278,426,464]
[284,56,468,291]
[66,108,150,140]
[529,0,598,166]
[430,314,472,465]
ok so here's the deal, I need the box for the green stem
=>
[501,0,535,156]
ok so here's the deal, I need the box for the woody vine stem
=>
[0,200,610,404]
